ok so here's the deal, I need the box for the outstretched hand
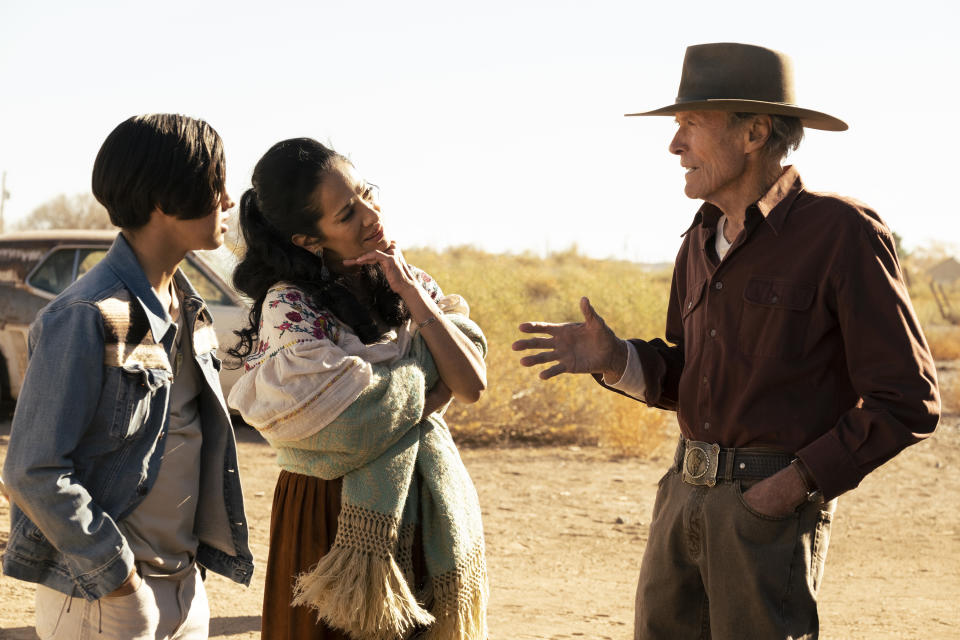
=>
[512,297,627,380]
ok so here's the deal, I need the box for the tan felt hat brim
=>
[626,99,848,132]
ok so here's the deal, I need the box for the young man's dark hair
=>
[92,114,227,228]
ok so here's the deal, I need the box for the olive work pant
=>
[635,467,837,640]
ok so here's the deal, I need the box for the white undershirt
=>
[715,215,732,260]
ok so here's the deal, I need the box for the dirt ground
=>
[2,365,959,639]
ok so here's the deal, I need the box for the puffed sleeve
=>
[410,264,471,317]
[227,286,373,442]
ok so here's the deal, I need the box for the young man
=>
[3,114,253,639]
[514,43,939,639]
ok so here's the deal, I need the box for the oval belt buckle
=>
[682,441,720,487]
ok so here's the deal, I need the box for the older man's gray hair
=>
[729,112,805,161]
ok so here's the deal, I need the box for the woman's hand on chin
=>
[343,241,418,296]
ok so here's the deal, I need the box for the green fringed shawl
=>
[264,314,488,640]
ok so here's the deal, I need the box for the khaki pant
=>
[35,564,208,640]
[635,468,836,640]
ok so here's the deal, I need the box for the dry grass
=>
[926,326,960,361]
[938,365,960,415]
[595,396,678,459]
[904,271,960,359]
[942,383,960,415]
[405,246,675,456]
[908,273,960,414]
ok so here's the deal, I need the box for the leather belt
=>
[673,437,793,487]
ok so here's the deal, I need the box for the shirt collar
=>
[756,165,803,233]
[682,165,805,236]
[173,266,203,306]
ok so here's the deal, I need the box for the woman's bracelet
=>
[417,315,439,330]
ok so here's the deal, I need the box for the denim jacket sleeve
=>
[3,300,135,594]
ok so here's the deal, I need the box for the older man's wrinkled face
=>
[669,111,749,204]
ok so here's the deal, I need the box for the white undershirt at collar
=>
[716,215,731,260]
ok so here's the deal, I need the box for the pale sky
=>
[1,0,957,263]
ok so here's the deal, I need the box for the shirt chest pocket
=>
[738,277,816,359]
[100,364,170,440]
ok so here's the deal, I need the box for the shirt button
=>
[714,281,723,290]
[702,376,708,384]
[770,295,779,303]
[709,329,717,337]
[704,422,711,430]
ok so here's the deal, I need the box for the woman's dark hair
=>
[92,114,226,229]
[229,138,408,359]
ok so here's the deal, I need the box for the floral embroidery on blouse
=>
[244,287,342,371]
[411,266,443,301]
[267,288,340,341]
[243,269,441,371]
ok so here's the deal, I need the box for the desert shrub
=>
[926,327,960,361]
[406,247,676,457]
[940,376,960,415]
[595,394,678,459]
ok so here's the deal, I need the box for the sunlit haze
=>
[1,0,957,262]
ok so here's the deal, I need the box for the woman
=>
[227,138,488,640]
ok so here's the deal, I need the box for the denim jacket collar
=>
[102,234,176,345]
[174,267,206,316]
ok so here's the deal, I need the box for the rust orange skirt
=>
[261,470,349,640]
[261,469,427,640]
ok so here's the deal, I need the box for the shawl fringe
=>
[292,541,435,639]
[420,539,489,640]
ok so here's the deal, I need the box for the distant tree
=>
[892,231,909,259]
[14,193,114,230]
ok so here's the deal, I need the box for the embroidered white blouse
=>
[227,269,468,443]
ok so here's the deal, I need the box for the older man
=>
[514,43,939,639]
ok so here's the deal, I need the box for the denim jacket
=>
[2,235,253,600]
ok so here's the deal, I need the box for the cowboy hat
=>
[627,42,847,131]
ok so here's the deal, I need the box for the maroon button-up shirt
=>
[616,166,939,500]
